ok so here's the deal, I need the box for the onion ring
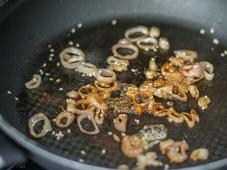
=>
[73,99,96,115]
[95,69,116,84]
[78,85,97,98]
[149,26,160,38]
[121,135,144,158]
[55,111,75,128]
[125,26,149,42]
[174,50,198,61]
[77,62,97,77]
[136,37,158,51]
[28,113,52,138]
[77,111,100,135]
[159,37,170,50]
[94,80,118,92]
[112,43,139,60]
[25,74,42,89]
[59,47,85,69]
[87,93,108,110]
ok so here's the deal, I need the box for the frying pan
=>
[0,0,227,170]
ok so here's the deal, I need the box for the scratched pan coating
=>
[16,19,227,169]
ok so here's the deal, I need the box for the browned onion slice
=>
[125,26,149,42]
[112,43,139,60]
[78,85,97,98]
[67,99,95,115]
[94,80,118,92]
[87,93,108,110]
[174,50,198,61]
[77,111,100,135]
[28,113,52,138]
[59,47,85,69]
[167,107,184,123]
[55,111,75,128]
[121,135,144,158]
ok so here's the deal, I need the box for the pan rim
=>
[0,114,226,170]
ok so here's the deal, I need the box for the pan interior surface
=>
[2,18,227,169]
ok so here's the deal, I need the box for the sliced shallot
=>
[28,113,52,138]
[55,111,75,128]
[25,74,42,89]
[113,114,128,133]
[125,26,149,42]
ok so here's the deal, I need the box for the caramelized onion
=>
[73,99,96,115]
[174,50,198,61]
[94,80,118,92]
[78,85,97,98]
[121,135,144,158]
[87,93,108,110]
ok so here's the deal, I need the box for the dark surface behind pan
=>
[0,0,227,170]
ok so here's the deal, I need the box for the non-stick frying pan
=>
[0,0,227,170]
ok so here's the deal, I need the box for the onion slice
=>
[25,74,42,89]
[136,37,158,51]
[77,111,100,135]
[28,113,52,138]
[78,85,97,98]
[55,111,75,128]
[94,80,118,92]
[174,50,198,61]
[95,69,116,84]
[77,62,97,77]
[59,47,85,69]
[87,93,108,110]
[125,26,149,42]
[112,43,139,60]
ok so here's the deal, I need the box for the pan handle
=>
[0,131,26,169]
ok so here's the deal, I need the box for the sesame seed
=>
[210,28,215,34]
[80,150,86,155]
[49,78,54,81]
[49,57,53,61]
[58,87,64,91]
[77,23,82,28]
[220,53,225,57]
[101,149,106,155]
[39,69,44,75]
[78,158,84,163]
[7,91,12,95]
[224,50,227,55]
[213,38,219,45]
[121,133,126,137]
[108,131,113,135]
[56,62,60,67]
[56,79,61,83]
[71,28,76,33]
[42,62,47,67]
[14,97,19,101]
[76,43,80,47]
[112,19,117,25]
[50,48,55,52]
[67,129,71,133]
[48,44,52,48]
[68,41,74,45]
[134,119,140,124]
[49,53,55,57]
[45,73,50,76]
[200,29,205,34]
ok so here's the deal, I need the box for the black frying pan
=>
[0,0,227,170]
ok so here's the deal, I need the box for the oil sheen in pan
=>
[16,19,227,169]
